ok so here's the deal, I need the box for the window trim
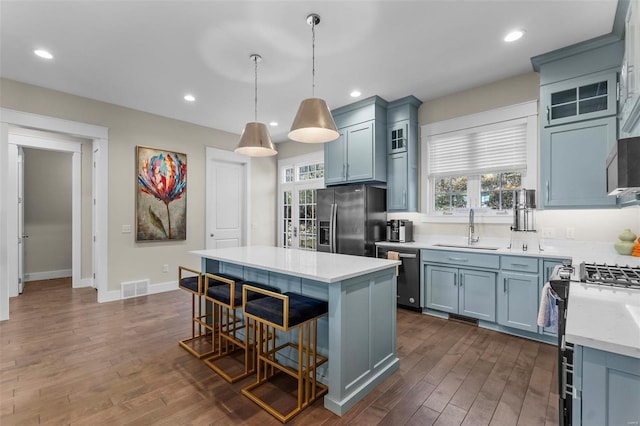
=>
[420,100,538,223]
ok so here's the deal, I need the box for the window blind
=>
[428,119,528,177]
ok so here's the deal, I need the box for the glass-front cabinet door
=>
[541,70,617,127]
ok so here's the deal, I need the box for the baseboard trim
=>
[98,280,178,303]
[74,278,94,288]
[24,269,72,282]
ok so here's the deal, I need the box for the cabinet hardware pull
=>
[503,278,507,292]
[454,274,457,286]
[342,164,346,179]
[546,106,550,124]
[546,181,550,203]
[510,263,529,267]
[460,274,464,287]
[448,257,468,262]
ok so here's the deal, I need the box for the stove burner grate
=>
[580,263,640,289]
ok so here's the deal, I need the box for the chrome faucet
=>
[468,208,479,245]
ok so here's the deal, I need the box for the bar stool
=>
[178,266,217,359]
[203,273,279,383]
[241,285,329,423]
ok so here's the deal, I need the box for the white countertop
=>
[565,282,640,359]
[376,236,640,266]
[191,246,400,283]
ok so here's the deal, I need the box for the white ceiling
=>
[0,1,620,143]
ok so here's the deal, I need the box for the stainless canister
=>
[512,189,536,232]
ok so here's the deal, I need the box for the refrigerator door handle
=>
[330,203,337,253]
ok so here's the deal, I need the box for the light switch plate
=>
[122,225,132,233]
[566,227,576,239]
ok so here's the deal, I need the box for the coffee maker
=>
[386,220,414,242]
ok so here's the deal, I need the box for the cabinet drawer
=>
[421,249,499,269]
[501,255,539,273]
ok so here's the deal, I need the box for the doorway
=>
[8,133,82,295]
[1,108,109,321]
[21,148,74,287]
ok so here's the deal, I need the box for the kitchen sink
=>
[432,243,501,251]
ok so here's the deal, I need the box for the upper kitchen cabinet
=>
[532,34,624,209]
[324,96,388,186]
[541,70,617,127]
[386,96,422,212]
[620,0,640,137]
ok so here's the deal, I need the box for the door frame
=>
[0,108,109,321]
[8,134,82,292]
[205,146,250,248]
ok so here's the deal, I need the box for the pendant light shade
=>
[234,54,277,157]
[289,98,339,143]
[236,122,277,156]
[288,14,339,144]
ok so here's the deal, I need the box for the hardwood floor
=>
[0,278,559,425]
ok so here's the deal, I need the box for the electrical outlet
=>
[566,228,576,239]
[541,227,556,238]
[162,264,169,273]
[122,224,132,233]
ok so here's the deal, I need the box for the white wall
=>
[1,78,277,292]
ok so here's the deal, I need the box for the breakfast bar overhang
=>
[191,246,401,416]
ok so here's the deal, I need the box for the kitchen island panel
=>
[195,247,400,416]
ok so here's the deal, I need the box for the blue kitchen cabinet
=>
[425,265,458,313]
[498,271,539,333]
[458,269,496,322]
[533,35,623,209]
[424,265,496,321]
[540,116,617,208]
[424,256,496,322]
[573,345,640,426]
[386,96,421,212]
[325,96,387,186]
[387,152,409,211]
[540,70,618,127]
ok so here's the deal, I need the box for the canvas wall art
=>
[136,146,187,241]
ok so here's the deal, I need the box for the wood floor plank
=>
[0,278,560,426]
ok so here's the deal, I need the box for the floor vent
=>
[449,313,479,326]
[121,279,150,299]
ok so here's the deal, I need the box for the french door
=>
[278,153,324,251]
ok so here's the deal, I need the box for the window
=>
[421,101,537,222]
[277,152,324,250]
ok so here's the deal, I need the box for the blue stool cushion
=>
[245,292,328,328]
[179,275,200,293]
[208,281,279,306]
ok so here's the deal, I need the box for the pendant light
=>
[235,54,277,157]
[288,14,339,144]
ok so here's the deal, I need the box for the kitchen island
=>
[191,246,401,416]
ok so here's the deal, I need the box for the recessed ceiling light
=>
[504,30,525,42]
[34,49,53,59]
[350,90,362,98]
[269,122,278,127]
[183,94,195,102]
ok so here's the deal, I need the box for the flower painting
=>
[136,146,187,241]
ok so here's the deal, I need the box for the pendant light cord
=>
[311,18,316,97]
[254,55,258,122]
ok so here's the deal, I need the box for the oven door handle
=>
[398,253,417,259]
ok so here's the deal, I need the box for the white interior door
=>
[17,147,25,293]
[206,148,248,249]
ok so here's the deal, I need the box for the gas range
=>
[551,261,640,289]
[548,260,640,426]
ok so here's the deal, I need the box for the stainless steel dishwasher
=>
[377,245,421,310]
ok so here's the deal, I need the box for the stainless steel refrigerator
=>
[317,185,386,257]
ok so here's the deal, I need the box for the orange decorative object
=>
[632,238,640,257]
